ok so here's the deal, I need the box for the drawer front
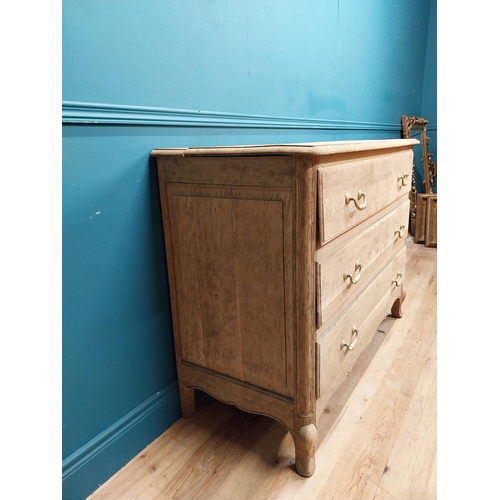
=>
[317,149,413,245]
[316,199,410,327]
[316,246,406,399]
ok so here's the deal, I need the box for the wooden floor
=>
[88,237,436,500]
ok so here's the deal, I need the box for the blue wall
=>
[62,1,436,498]
[420,0,437,191]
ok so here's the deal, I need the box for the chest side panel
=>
[160,158,294,398]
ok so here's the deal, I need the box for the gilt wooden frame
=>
[425,194,437,247]
[401,115,437,236]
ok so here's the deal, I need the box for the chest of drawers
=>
[152,139,417,477]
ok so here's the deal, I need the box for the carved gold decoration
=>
[415,194,429,243]
[425,194,437,247]
[401,115,437,238]
[414,193,437,247]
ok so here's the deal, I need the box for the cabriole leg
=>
[293,423,317,477]
[391,288,407,318]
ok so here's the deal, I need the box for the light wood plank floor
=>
[88,238,436,500]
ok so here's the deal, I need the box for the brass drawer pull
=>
[392,272,403,287]
[345,190,367,211]
[394,224,406,239]
[343,261,363,284]
[398,172,410,186]
[341,327,359,351]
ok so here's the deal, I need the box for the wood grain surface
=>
[87,238,436,500]
[318,149,412,245]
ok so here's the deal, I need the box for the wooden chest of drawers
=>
[152,139,417,477]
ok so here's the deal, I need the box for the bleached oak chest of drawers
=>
[152,139,417,477]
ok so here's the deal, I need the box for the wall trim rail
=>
[62,381,181,499]
[62,100,403,131]
[62,381,179,478]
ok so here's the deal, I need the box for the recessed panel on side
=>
[167,185,294,397]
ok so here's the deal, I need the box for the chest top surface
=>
[151,139,418,158]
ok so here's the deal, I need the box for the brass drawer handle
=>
[341,327,359,351]
[345,190,367,211]
[343,261,363,284]
[392,272,403,287]
[394,224,406,239]
[398,172,410,186]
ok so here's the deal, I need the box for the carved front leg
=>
[294,422,317,477]
[391,288,407,318]
[293,157,318,477]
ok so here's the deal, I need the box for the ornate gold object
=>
[394,224,406,239]
[401,115,437,237]
[341,327,359,351]
[343,262,363,284]
[425,194,437,247]
[392,272,403,287]
[345,190,367,210]
[415,194,430,243]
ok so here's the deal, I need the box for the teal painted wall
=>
[63,0,430,122]
[62,1,436,498]
[421,0,437,192]
[422,0,437,130]
[407,0,436,194]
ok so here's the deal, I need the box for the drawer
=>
[316,199,410,327]
[315,246,406,399]
[317,149,413,245]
